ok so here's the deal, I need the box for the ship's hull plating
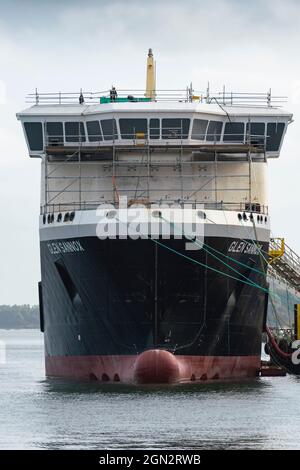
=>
[40,235,268,383]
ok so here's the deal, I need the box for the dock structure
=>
[269,238,300,293]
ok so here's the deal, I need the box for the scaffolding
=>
[42,135,268,215]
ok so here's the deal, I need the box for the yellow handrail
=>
[269,238,285,263]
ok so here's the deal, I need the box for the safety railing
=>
[27,88,287,108]
[40,201,269,215]
[270,238,300,276]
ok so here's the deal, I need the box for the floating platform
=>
[260,361,286,377]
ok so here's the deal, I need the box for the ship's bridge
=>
[16,87,293,215]
[17,89,292,160]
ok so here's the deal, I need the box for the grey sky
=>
[0,0,299,305]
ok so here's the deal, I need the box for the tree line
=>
[0,305,39,329]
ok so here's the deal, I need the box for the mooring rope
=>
[158,215,268,292]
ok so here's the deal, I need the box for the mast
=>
[145,48,156,100]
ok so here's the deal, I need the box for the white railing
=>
[41,201,269,216]
[26,88,287,108]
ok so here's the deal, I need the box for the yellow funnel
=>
[145,48,156,100]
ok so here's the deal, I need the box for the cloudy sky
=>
[0,0,300,305]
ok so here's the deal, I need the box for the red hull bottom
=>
[45,350,261,384]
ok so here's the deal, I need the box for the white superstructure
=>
[16,52,292,225]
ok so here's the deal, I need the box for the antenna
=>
[206,82,210,103]
[189,82,194,102]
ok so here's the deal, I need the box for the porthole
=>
[64,212,70,222]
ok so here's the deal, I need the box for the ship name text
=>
[47,240,85,255]
[228,240,262,255]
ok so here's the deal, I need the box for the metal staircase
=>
[269,238,300,292]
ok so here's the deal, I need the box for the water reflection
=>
[42,376,269,397]
[35,434,269,450]
[1,331,299,450]
[30,376,275,450]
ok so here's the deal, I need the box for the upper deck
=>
[16,51,294,214]
[17,88,293,160]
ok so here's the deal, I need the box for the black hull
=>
[40,236,268,364]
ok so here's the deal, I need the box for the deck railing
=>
[26,88,287,108]
[40,201,269,216]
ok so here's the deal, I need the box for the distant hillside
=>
[0,305,39,329]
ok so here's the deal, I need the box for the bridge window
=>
[86,121,102,142]
[65,122,86,142]
[149,118,160,139]
[266,123,285,151]
[246,122,265,145]
[191,119,208,140]
[223,122,245,142]
[119,118,147,139]
[101,119,118,141]
[45,122,63,145]
[206,121,223,142]
[24,122,43,151]
[162,119,190,139]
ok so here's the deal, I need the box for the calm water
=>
[0,329,299,450]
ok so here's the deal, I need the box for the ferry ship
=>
[17,50,293,383]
